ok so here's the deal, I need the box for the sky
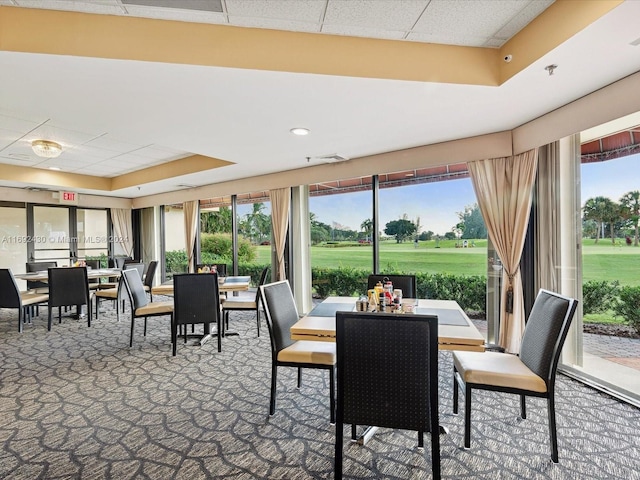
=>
[310,177,477,236]
[310,152,640,236]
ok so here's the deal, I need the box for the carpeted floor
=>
[1,299,640,479]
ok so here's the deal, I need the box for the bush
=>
[583,280,619,314]
[613,285,640,334]
[311,267,487,315]
[200,233,256,263]
[165,250,188,274]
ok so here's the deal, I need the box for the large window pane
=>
[164,204,186,278]
[237,196,271,278]
[33,206,71,265]
[77,208,108,264]
[0,205,27,288]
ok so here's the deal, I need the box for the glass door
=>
[31,205,74,266]
[76,208,109,266]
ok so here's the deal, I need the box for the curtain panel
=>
[269,187,291,281]
[183,201,199,273]
[468,149,538,353]
[535,143,560,293]
[110,208,134,258]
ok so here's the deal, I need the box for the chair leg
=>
[58,306,62,324]
[548,396,559,463]
[144,317,148,337]
[329,366,335,424]
[418,431,424,448]
[256,309,260,337]
[270,363,278,416]
[335,422,343,479]
[520,395,527,419]
[217,316,222,353]
[171,319,177,356]
[464,385,472,449]
[47,306,53,331]
[130,317,135,347]
[431,419,441,480]
[18,307,24,333]
[297,367,302,389]
[453,369,459,414]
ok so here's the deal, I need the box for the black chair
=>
[143,260,159,300]
[47,267,92,331]
[367,274,417,298]
[0,269,49,332]
[93,275,124,321]
[26,261,57,292]
[173,273,221,356]
[113,256,132,269]
[84,259,102,291]
[121,268,174,349]
[452,289,578,463]
[334,311,440,479]
[222,267,269,337]
[259,280,336,422]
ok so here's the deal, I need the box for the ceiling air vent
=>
[317,154,349,163]
[121,0,223,13]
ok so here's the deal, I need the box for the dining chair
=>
[452,289,578,463]
[143,260,158,300]
[0,268,49,332]
[93,275,124,322]
[24,261,57,315]
[222,266,269,337]
[84,259,103,291]
[367,274,417,298]
[259,280,336,422]
[172,273,221,356]
[334,311,440,479]
[47,266,92,331]
[121,268,174,349]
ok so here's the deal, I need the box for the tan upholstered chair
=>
[452,289,578,463]
[121,268,173,349]
[259,280,336,423]
[222,267,269,336]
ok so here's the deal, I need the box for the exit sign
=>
[59,191,78,205]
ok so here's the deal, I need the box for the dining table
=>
[14,268,122,282]
[150,275,251,296]
[292,296,486,445]
[291,296,486,352]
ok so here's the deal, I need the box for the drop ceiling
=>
[0,0,639,199]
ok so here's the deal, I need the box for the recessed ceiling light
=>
[48,166,61,171]
[290,128,310,136]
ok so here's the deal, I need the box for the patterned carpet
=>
[1,299,640,479]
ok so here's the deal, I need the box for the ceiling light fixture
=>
[32,140,62,158]
[48,166,61,171]
[290,128,310,136]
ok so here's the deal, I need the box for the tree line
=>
[583,191,640,245]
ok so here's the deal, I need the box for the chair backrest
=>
[259,280,298,354]
[173,273,220,326]
[121,268,149,311]
[143,260,158,289]
[114,257,132,269]
[519,289,578,388]
[367,274,417,298]
[336,311,439,433]
[26,261,57,290]
[48,267,90,307]
[125,262,145,279]
[254,266,270,303]
[85,259,101,284]
[0,269,21,308]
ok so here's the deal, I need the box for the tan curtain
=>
[183,201,199,273]
[468,149,538,353]
[536,143,560,293]
[110,208,134,257]
[269,188,291,281]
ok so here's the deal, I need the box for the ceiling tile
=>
[324,0,429,31]
[133,145,189,160]
[406,31,488,48]
[226,0,326,23]
[493,0,554,41]
[0,113,41,135]
[83,135,144,153]
[412,0,527,39]
[228,16,320,33]
[123,5,227,24]
[320,24,406,41]
[15,0,124,15]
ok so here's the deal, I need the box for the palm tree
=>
[360,218,373,242]
[583,196,617,244]
[620,191,640,246]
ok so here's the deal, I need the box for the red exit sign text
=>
[59,191,78,205]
